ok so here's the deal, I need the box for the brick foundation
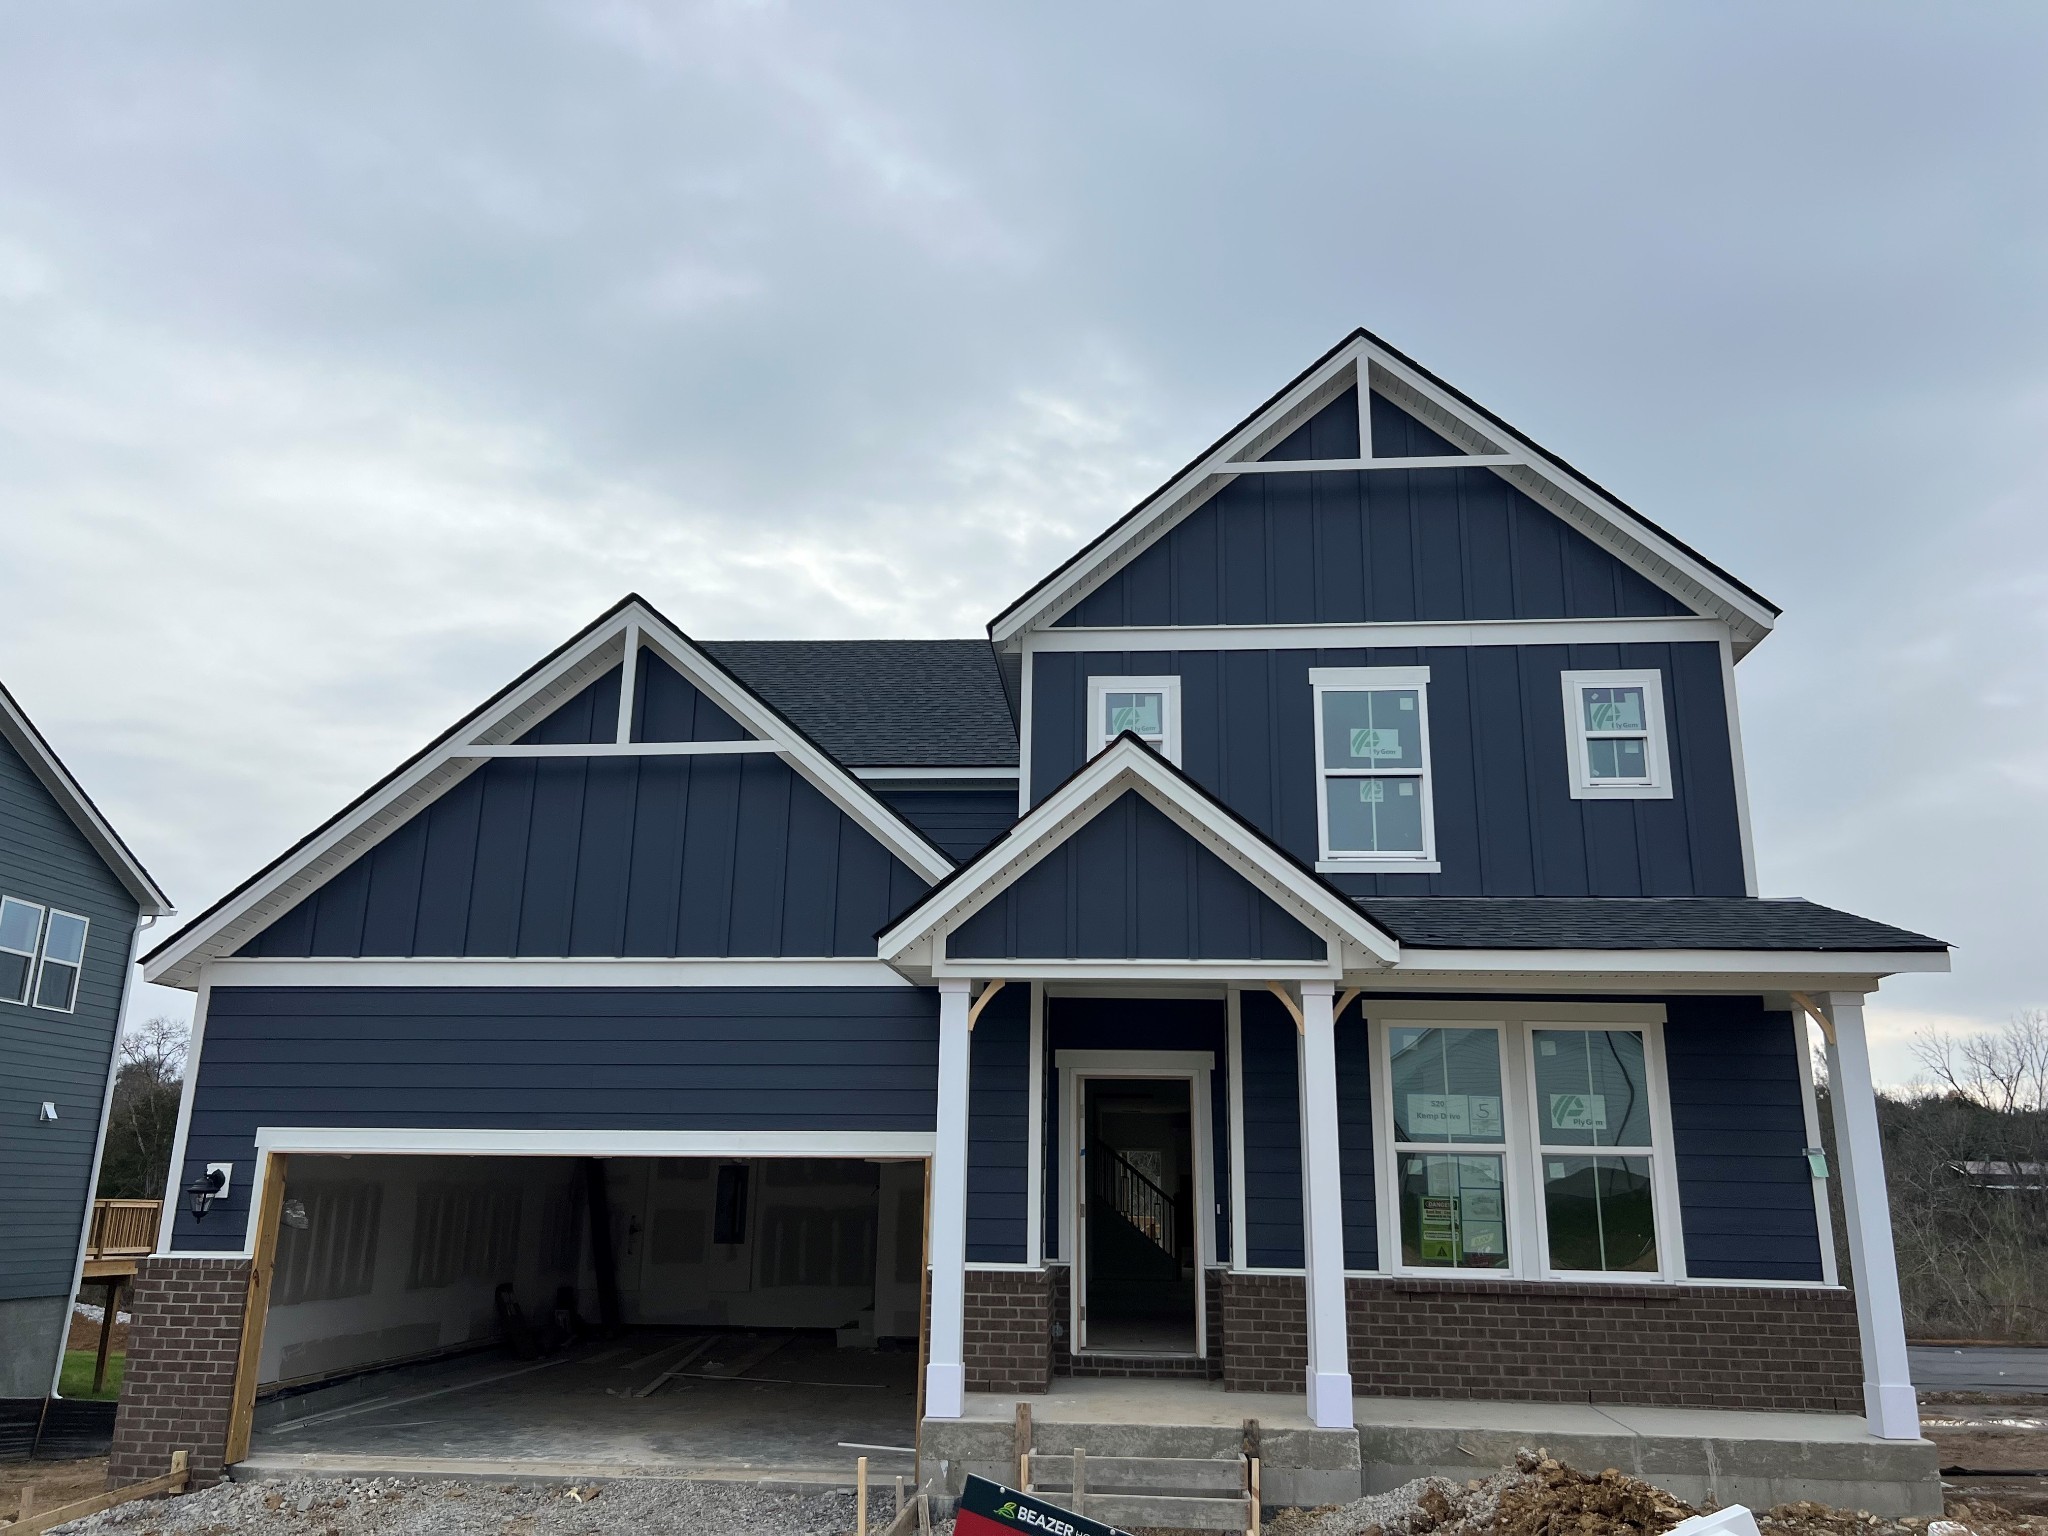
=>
[1220,1272,1308,1392]
[964,1268,1053,1393]
[106,1257,251,1489]
[1219,1271,1865,1411]
[1347,1276,1863,1411]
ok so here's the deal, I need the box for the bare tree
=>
[96,1016,190,1201]
[1913,1009,2048,1114]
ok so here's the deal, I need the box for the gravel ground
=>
[49,1476,900,1535]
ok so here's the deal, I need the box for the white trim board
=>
[988,337,1777,655]
[200,958,917,989]
[1026,616,1732,655]
[252,1127,936,1158]
[144,596,956,990]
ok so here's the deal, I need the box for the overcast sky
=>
[4,3,2044,1086]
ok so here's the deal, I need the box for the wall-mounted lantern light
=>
[185,1164,230,1220]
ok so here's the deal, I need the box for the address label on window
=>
[1349,727,1402,760]
[1406,1094,1502,1139]
[1548,1092,1608,1132]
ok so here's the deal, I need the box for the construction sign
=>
[955,1474,1132,1536]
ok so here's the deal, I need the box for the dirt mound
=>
[1268,1450,1694,1536]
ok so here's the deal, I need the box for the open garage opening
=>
[242,1152,927,1481]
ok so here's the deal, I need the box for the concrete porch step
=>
[1025,1451,1249,1493]
[1064,1493,1252,1531]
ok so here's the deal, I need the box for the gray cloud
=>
[3,1,2044,1080]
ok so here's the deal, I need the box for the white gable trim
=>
[988,333,1777,655]
[0,681,172,915]
[144,597,953,990]
[877,736,1400,978]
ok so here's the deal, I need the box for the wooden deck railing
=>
[87,1199,162,1259]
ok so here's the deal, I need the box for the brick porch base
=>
[106,1257,250,1489]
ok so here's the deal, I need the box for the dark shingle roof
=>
[1353,897,1946,952]
[701,640,1018,769]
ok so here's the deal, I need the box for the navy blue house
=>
[0,680,171,1412]
[124,331,1947,1496]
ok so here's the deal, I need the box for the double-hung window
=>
[1310,666,1437,872]
[1088,675,1181,763]
[32,910,88,1012]
[1387,1024,1511,1270]
[0,895,44,1006]
[1561,670,1671,799]
[1373,1008,1679,1281]
[1530,1028,1661,1274]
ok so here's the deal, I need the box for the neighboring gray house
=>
[0,680,172,1403]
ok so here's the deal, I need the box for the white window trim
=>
[0,894,45,1007]
[1087,674,1182,764]
[1368,1009,1686,1284]
[31,908,87,1014]
[1560,669,1673,801]
[1309,666,1439,873]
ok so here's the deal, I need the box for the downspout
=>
[48,911,158,1399]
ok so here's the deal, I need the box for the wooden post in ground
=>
[92,1278,122,1395]
[223,1153,289,1467]
[17,1484,34,1523]
[857,1455,869,1536]
[1013,1401,1031,1490]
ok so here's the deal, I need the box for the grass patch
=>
[59,1349,124,1399]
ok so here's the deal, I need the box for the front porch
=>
[921,1378,1944,1515]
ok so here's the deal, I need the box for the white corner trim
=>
[1719,636,1760,896]
[200,957,918,989]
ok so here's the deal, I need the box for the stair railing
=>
[1091,1143,1177,1261]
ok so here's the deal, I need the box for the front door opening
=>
[1081,1078,1197,1354]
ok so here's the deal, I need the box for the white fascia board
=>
[878,738,1399,966]
[143,619,628,989]
[1361,348,1777,648]
[991,335,1772,653]
[1394,948,1950,975]
[146,601,958,990]
[0,689,173,915]
[988,343,1366,646]
[632,618,954,884]
[1028,616,1731,655]
[932,958,1342,982]
[251,1127,936,1159]
[202,957,917,989]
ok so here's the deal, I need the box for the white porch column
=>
[925,978,973,1419]
[1823,991,1919,1441]
[1297,981,1354,1429]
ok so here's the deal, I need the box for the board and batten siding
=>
[1029,642,1743,898]
[966,984,1030,1264]
[171,985,940,1251]
[1664,997,1826,1283]
[1055,389,1691,629]
[946,792,1323,962]
[0,733,140,1306]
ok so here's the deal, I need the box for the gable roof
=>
[143,595,956,989]
[989,327,1780,654]
[0,678,172,916]
[878,732,1400,978]
[702,640,1017,768]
